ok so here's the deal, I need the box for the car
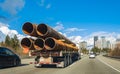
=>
[80,53,83,56]
[89,53,95,58]
[0,47,21,68]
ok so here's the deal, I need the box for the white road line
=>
[98,58,120,73]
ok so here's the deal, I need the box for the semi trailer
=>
[21,22,81,67]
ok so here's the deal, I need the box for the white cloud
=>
[54,22,64,31]
[0,22,25,41]
[68,36,83,44]
[65,28,87,33]
[46,4,51,9]
[0,0,25,15]
[58,32,67,38]
[83,37,94,46]
[0,22,18,36]
[0,31,5,42]
[63,33,67,37]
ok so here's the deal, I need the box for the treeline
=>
[1,35,20,50]
[0,35,22,56]
[91,47,120,56]
[109,47,120,56]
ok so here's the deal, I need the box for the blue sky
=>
[0,0,120,45]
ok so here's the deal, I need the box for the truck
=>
[21,22,81,68]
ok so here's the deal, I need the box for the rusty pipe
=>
[44,37,78,51]
[36,23,76,46]
[45,37,67,50]
[22,22,39,37]
[65,43,78,51]
[21,38,35,50]
[34,38,44,50]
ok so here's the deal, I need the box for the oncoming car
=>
[0,47,21,68]
[89,53,95,58]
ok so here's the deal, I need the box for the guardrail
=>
[103,55,120,59]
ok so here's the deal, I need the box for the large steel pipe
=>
[34,38,44,50]
[65,43,78,51]
[21,38,35,51]
[45,37,78,51]
[37,23,76,46]
[45,37,67,50]
[22,22,38,37]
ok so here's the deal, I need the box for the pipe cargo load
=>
[36,23,76,46]
[21,22,81,68]
[34,38,44,51]
[22,22,39,37]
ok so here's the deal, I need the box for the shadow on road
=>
[0,64,29,69]
[36,65,57,68]
[19,64,29,66]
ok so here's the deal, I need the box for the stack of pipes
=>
[21,22,78,53]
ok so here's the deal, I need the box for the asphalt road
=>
[0,55,120,74]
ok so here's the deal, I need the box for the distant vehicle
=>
[0,47,21,68]
[95,53,100,56]
[81,53,83,56]
[89,53,95,58]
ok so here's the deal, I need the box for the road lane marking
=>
[98,58,120,73]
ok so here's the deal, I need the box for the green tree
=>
[11,35,20,51]
[92,47,101,53]
[81,48,88,54]
[11,38,15,48]
[5,35,11,46]
[0,41,5,46]
[4,34,20,51]
[14,35,20,50]
[102,48,111,53]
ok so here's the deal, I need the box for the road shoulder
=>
[97,55,120,73]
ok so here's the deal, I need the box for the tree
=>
[81,48,88,54]
[14,35,20,50]
[5,35,11,46]
[0,41,4,46]
[91,47,101,53]
[11,35,20,51]
[4,34,20,51]
[102,48,111,53]
[110,47,120,56]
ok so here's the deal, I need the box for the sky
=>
[0,0,120,46]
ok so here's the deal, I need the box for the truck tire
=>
[69,56,72,65]
[64,56,67,67]
[67,55,70,66]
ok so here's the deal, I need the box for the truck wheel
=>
[69,57,72,65]
[67,56,70,65]
[64,56,67,67]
